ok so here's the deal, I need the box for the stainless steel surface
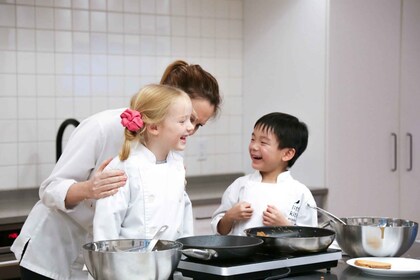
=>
[245,226,336,253]
[331,217,418,257]
[306,204,346,225]
[83,239,182,280]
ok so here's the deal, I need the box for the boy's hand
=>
[226,202,253,221]
[263,205,291,226]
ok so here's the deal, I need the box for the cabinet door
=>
[400,0,420,229]
[327,0,401,217]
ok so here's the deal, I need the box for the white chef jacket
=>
[11,109,194,280]
[94,144,194,241]
[211,171,318,235]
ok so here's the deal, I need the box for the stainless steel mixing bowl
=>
[83,239,183,280]
[331,217,418,257]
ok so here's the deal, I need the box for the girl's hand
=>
[86,158,127,199]
[225,201,253,221]
[263,205,291,226]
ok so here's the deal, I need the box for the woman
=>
[12,60,221,280]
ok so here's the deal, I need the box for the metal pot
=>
[82,239,182,280]
[176,235,263,260]
[328,217,418,257]
[244,226,336,253]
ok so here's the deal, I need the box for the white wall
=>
[0,0,244,190]
[243,0,327,188]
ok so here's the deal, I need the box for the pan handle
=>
[181,248,218,260]
[264,267,291,280]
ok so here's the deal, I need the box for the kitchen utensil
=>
[330,217,418,257]
[146,225,168,252]
[307,203,347,225]
[244,226,336,253]
[176,235,263,260]
[82,239,182,280]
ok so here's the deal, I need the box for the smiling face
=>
[157,95,194,153]
[249,126,295,182]
[190,98,215,134]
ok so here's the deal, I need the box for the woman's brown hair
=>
[160,60,221,117]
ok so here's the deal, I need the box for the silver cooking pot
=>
[82,239,182,280]
[329,217,418,257]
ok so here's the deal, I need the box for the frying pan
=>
[244,226,335,254]
[176,235,263,260]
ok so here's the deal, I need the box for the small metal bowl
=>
[331,217,418,257]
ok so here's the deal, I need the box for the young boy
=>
[211,112,318,235]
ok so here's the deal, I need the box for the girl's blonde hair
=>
[119,84,189,160]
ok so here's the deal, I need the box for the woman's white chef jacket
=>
[11,109,194,280]
[211,171,318,235]
[94,144,193,241]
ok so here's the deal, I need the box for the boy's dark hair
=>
[254,112,308,168]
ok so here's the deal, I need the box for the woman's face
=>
[190,98,215,135]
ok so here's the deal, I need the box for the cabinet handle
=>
[407,133,413,171]
[391,133,397,172]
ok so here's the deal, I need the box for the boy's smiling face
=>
[249,126,294,182]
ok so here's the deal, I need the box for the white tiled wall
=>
[0,0,244,190]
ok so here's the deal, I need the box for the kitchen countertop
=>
[174,241,420,279]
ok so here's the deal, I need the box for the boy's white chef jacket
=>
[94,144,193,241]
[211,171,318,235]
[11,109,194,280]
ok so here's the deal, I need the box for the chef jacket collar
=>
[250,170,292,184]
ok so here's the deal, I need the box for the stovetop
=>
[177,249,342,280]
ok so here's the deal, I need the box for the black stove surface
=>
[177,249,341,280]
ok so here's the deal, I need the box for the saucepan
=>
[82,239,182,280]
[244,226,336,253]
[176,235,264,260]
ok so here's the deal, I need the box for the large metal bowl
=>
[330,217,418,257]
[82,239,183,280]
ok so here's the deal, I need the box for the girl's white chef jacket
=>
[11,109,194,280]
[211,171,318,235]
[94,144,193,241]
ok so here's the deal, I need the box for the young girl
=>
[211,112,318,235]
[93,84,194,241]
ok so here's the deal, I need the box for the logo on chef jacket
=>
[288,200,300,224]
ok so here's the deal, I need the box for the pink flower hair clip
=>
[120,108,144,132]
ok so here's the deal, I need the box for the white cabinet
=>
[399,0,420,224]
[326,0,420,232]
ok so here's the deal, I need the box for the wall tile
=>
[107,0,123,12]
[17,74,36,96]
[140,0,155,14]
[35,7,54,29]
[36,53,55,74]
[108,12,123,33]
[36,30,54,51]
[17,29,35,51]
[170,0,186,16]
[73,32,90,53]
[0,74,17,95]
[0,51,17,73]
[55,31,73,52]
[90,11,106,32]
[72,10,90,31]
[73,75,90,96]
[55,75,73,96]
[0,166,18,190]
[18,163,37,188]
[90,32,107,53]
[0,120,18,142]
[54,0,71,8]
[140,15,155,35]
[0,4,16,27]
[17,6,35,28]
[0,143,18,164]
[107,34,124,54]
[55,8,72,30]
[37,75,55,96]
[72,0,88,9]
[123,13,140,34]
[37,98,55,118]
[123,0,140,13]
[90,0,105,11]
[0,27,16,50]
[0,97,17,119]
